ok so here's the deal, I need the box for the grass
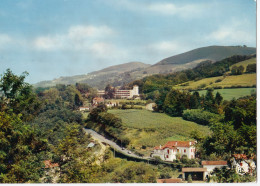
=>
[108,109,211,156]
[229,58,256,72]
[196,88,256,101]
[173,73,256,90]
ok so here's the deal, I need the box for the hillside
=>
[35,45,256,89]
[145,45,256,74]
[35,62,150,88]
[108,109,211,156]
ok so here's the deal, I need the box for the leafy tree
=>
[0,112,47,183]
[0,69,42,121]
[246,64,256,73]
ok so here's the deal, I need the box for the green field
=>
[173,73,256,90]
[197,88,256,101]
[229,58,256,72]
[108,109,211,156]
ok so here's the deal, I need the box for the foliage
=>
[183,109,221,125]
[231,65,244,75]
[210,167,255,183]
[0,69,42,121]
[246,64,256,73]
[0,112,47,183]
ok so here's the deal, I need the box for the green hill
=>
[145,45,256,74]
[34,62,150,88]
[108,109,211,156]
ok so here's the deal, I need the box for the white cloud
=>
[112,0,207,18]
[33,25,115,51]
[207,19,255,45]
[0,34,12,46]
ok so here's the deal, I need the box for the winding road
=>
[83,128,150,159]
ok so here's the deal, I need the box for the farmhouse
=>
[151,141,196,161]
[79,106,90,111]
[202,161,227,179]
[92,97,105,106]
[231,154,256,175]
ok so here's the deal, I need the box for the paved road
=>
[83,128,149,159]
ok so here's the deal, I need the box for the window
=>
[166,155,169,158]
[167,149,169,154]
[177,149,179,153]
[191,155,193,158]
[184,149,186,153]
[191,149,192,152]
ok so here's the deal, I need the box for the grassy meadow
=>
[108,109,211,156]
[229,57,256,72]
[173,73,256,90]
[197,88,256,101]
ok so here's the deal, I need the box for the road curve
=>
[83,128,149,159]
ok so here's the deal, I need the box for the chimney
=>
[189,141,192,146]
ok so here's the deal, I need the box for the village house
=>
[92,97,105,106]
[151,141,196,161]
[202,161,227,179]
[231,154,256,175]
[79,106,90,111]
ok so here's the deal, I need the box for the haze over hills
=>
[35,45,256,89]
[35,62,150,89]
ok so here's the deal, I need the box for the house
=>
[182,167,207,181]
[157,178,182,183]
[202,161,227,179]
[230,154,256,175]
[92,97,105,106]
[106,101,118,108]
[79,107,90,111]
[151,141,196,161]
[43,160,59,169]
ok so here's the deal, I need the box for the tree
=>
[0,69,42,121]
[215,92,223,105]
[246,64,256,73]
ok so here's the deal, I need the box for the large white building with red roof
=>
[151,141,196,161]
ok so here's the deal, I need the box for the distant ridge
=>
[34,45,256,89]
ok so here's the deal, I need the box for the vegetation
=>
[107,109,211,155]
[197,88,256,101]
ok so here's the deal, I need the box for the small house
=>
[151,141,196,161]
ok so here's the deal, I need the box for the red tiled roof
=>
[233,154,248,160]
[43,160,59,168]
[182,168,207,172]
[157,179,182,183]
[154,141,196,150]
[201,161,227,165]
[93,97,104,102]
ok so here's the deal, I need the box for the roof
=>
[43,160,59,168]
[154,141,196,150]
[201,161,227,165]
[233,154,247,160]
[182,168,207,172]
[157,179,182,183]
[93,97,104,102]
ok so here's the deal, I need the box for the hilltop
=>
[35,62,150,89]
[35,45,256,89]
[144,45,256,74]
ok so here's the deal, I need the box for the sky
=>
[0,0,256,84]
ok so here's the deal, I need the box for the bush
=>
[182,109,221,125]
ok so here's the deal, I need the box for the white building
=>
[79,107,90,111]
[151,141,196,161]
[202,161,227,179]
[114,85,139,99]
[98,85,139,99]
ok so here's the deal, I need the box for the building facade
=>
[151,141,196,161]
[98,85,139,99]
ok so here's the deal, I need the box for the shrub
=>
[182,109,221,125]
